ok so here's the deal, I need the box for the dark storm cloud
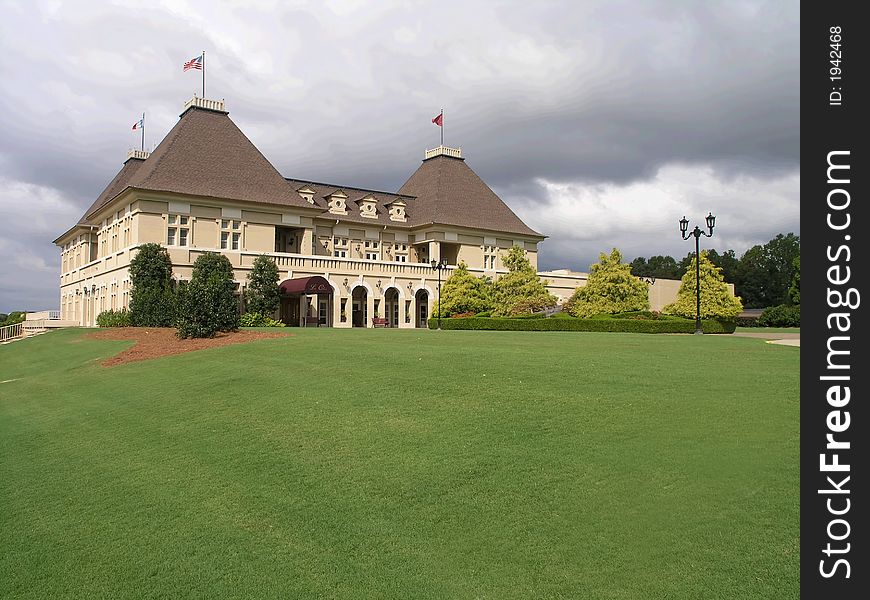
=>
[0,0,798,311]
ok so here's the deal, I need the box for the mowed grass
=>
[0,328,799,599]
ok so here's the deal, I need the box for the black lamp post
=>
[679,212,716,335]
[430,258,448,330]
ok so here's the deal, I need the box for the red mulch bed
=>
[86,327,291,367]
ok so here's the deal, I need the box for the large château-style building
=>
[54,96,661,328]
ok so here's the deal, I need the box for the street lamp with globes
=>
[679,212,716,335]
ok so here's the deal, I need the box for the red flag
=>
[432,113,443,126]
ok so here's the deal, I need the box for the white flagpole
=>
[141,112,145,151]
[202,50,206,98]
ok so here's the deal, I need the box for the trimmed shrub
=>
[429,316,736,334]
[736,315,761,328]
[757,304,800,327]
[176,252,240,338]
[432,261,493,317]
[664,250,743,320]
[96,309,131,327]
[129,243,176,326]
[492,246,557,316]
[245,255,281,316]
[240,312,286,327]
[567,249,650,318]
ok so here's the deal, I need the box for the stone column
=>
[366,288,375,328]
[301,228,314,255]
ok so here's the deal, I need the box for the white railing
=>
[183,96,226,113]
[1,322,23,343]
[255,252,442,277]
[127,149,151,161]
[25,310,60,321]
[425,145,462,159]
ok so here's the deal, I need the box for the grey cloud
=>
[0,0,798,312]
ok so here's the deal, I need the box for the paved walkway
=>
[732,331,800,347]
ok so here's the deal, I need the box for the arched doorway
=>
[384,287,400,327]
[415,289,429,328]
[352,286,368,327]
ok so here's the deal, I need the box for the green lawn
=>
[1,328,799,599]
[736,327,800,333]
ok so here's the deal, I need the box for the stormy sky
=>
[0,0,799,313]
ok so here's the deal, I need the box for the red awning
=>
[279,276,334,295]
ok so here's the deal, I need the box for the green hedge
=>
[96,309,131,327]
[429,316,736,333]
[757,304,800,327]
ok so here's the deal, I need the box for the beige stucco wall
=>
[244,223,274,253]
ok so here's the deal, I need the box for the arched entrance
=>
[351,286,368,327]
[279,276,334,327]
[384,287,400,327]
[415,289,429,328]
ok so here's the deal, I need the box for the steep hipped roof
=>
[398,154,542,237]
[93,106,313,218]
[285,178,416,228]
[78,156,146,224]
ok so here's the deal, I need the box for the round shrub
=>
[757,304,800,327]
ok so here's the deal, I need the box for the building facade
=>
[54,97,670,328]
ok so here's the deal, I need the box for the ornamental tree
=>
[129,243,176,326]
[176,252,240,338]
[567,248,649,318]
[245,255,281,316]
[432,261,493,317]
[492,246,557,316]
[663,250,743,320]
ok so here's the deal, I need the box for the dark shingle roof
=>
[78,156,145,224]
[398,155,542,237]
[84,106,313,221]
[284,178,416,227]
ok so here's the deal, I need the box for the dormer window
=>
[359,196,378,219]
[298,187,315,204]
[387,200,407,222]
[328,192,348,215]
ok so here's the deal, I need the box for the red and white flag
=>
[432,113,443,126]
[183,54,203,71]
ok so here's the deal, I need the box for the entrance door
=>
[281,297,300,326]
[418,303,428,328]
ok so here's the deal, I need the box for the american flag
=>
[132,119,143,131]
[183,55,203,71]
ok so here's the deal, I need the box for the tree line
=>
[629,233,799,308]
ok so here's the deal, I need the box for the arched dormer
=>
[297,186,315,204]
[387,199,407,222]
[327,191,348,215]
[358,196,378,219]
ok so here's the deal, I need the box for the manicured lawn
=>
[1,328,799,599]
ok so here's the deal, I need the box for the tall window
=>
[168,214,190,246]
[484,246,498,269]
[220,219,241,250]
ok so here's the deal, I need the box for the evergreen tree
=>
[432,261,493,317]
[789,255,800,305]
[567,248,649,318]
[492,246,557,316]
[176,252,240,338]
[735,233,800,307]
[129,243,176,326]
[245,255,281,316]
[663,250,743,320]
